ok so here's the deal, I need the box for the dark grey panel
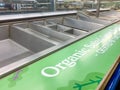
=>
[0,25,9,40]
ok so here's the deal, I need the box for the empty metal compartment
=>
[46,17,104,32]
[63,17,104,32]
[48,24,71,32]
[77,13,111,25]
[99,10,120,21]
[48,24,87,36]
[0,25,33,68]
[64,28,87,36]
[31,22,75,43]
[0,24,55,68]
[100,10,120,18]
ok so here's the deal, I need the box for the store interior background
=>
[0,0,120,14]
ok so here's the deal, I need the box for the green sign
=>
[0,23,120,90]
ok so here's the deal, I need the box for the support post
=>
[96,0,101,17]
[50,0,56,11]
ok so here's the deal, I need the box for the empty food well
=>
[64,29,87,36]
[48,24,72,32]
[90,10,120,21]
[100,10,120,18]
[63,17,104,32]
[30,22,75,42]
[48,24,87,36]
[77,13,111,25]
[0,24,55,68]
[46,17,104,32]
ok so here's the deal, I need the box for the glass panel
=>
[0,0,120,14]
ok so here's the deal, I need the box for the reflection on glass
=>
[0,0,120,14]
